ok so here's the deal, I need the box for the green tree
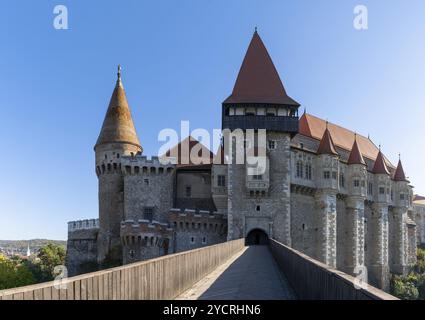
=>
[0,254,36,290]
[34,243,66,282]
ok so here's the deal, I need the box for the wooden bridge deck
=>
[177,246,297,300]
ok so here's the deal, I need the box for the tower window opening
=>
[256,205,261,212]
[296,161,303,178]
[268,140,276,150]
[323,171,330,180]
[185,186,192,197]
[202,237,207,244]
[218,175,226,187]
[143,207,154,222]
[190,237,195,244]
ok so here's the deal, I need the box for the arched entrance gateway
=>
[245,229,269,245]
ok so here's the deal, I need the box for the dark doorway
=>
[245,229,269,245]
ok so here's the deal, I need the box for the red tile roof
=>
[223,31,299,106]
[347,139,366,166]
[372,150,390,175]
[393,159,407,182]
[299,113,393,167]
[317,127,338,156]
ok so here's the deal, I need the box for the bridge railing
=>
[269,239,398,300]
[0,239,245,300]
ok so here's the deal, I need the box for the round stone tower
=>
[94,66,142,266]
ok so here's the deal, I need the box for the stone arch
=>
[245,228,269,246]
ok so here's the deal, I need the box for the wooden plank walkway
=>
[176,246,297,300]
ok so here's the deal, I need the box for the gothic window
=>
[323,171,330,179]
[143,207,154,222]
[185,186,192,197]
[217,175,226,187]
[296,161,303,178]
[305,164,312,180]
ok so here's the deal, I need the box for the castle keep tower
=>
[222,30,300,245]
[95,66,142,265]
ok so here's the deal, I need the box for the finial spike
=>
[399,153,401,160]
[325,120,329,130]
[117,64,122,81]
[254,26,258,33]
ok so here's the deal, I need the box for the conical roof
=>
[223,31,299,106]
[347,138,366,165]
[372,150,390,175]
[317,127,338,156]
[393,159,407,182]
[95,66,141,149]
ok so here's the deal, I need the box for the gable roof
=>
[162,136,214,168]
[223,31,299,106]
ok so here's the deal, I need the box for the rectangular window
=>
[332,172,337,180]
[323,171,330,179]
[305,165,312,180]
[379,187,385,195]
[185,186,191,197]
[143,207,154,222]
[144,179,149,186]
[361,180,365,187]
[354,180,360,187]
[217,175,226,187]
[340,174,345,188]
[268,140,276,150]
[368,183,373,195]
[400,194,405,200]
[253,175,263,180]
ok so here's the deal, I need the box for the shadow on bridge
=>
[196,246,297,300]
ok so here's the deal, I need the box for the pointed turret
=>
[347,136,366,166]
[95,65,142,152]
[223,30,299,106]
[372,148,390,175]
[394,158,408,182]
[317,124,338,156]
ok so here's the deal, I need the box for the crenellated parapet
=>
[169,208,227,234]
[68,219,99,232]
[120,219,173,247]
[121,155,175,176]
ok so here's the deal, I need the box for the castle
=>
[66,31,418,291]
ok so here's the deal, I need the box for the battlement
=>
[120,219,173,247]
[68,219,99,232]
[168,208,227,233]
[121,155,175,175]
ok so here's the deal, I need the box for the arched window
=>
[296,161,303,178]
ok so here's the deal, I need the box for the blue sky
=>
[0,0,424,240]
